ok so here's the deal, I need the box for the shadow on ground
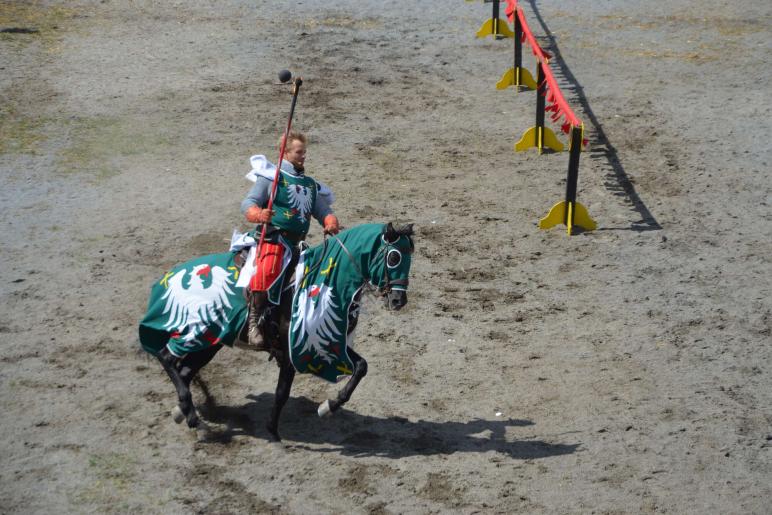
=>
[197,392,580,460]
[526,0,662,232]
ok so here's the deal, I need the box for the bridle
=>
[332,234,412,296]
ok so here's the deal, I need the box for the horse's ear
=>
[399,223,415,252]
[383,222,396,240]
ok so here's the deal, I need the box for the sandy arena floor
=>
[1,0,771,512]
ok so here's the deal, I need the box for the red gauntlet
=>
[245,206,273,224]
[323,214,340,235]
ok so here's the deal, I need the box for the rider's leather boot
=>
[247,291,268,350]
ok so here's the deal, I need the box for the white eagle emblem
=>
[292,284,343,363]
[286,182,314,220]
[161,264,236,344]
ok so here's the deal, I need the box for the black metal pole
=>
[492,0,499,35]
[535,63,545,134]
[514,8,522,71]
[564,125,582,224]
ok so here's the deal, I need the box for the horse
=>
[139,222,414,441]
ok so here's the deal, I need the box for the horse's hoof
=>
[318,399,333,418]
[195,421,213,441]
[185,408,200,429]
[171,405,185,424]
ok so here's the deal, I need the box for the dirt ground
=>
[1,0,771,513]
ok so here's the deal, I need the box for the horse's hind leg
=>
[158,347,198,427]
[177,345,222,427]
[318,349,367,417]
[158,345,220,428]
[178,345,221,388]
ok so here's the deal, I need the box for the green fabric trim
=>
[269,172,317,236]
[138,252,247,356]
[288,224,413,382]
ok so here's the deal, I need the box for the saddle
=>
[232,244,298,361]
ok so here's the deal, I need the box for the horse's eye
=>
[386,249,402,269]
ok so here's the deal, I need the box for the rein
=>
[292,228,412,297]
[332,236,379,294]
[332,235,409,295]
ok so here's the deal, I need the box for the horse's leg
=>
[318,348,367,417]
[157,346,200,428]
[179,344,221,386]
[266,354,295,442]
[169,345,222,424]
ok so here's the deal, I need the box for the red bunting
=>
[517,8,551,61]
[504,0,517,22]
[504,0,584,139]
[539,62,582,133]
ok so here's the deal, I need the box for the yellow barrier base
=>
[515,126,564,153]
[476,18,514,39]
[539,200,597,235]
[496,67,537,90]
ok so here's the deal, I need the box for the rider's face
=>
[285,139,306,170]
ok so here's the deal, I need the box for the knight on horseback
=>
[241,131,340,352]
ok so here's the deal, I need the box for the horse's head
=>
[371,222,414,311]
